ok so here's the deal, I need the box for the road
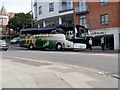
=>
[2,44,119,76]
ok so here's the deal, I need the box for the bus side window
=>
[51,30,57,34]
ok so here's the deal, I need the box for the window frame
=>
[100,0,108,5]
[39,6,42,15]
[79,16,87,28]
[100,14,109,25]
[49,3,54,12]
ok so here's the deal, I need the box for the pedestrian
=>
[88,38,92,51]
[101,37,105,51]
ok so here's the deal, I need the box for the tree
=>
[7,13,32,33]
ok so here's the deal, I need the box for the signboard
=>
[87,30,106,36]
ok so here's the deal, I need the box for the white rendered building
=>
[33,0,73,27]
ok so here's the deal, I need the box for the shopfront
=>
[87,27,120,50]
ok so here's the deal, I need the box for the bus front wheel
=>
[29,44,34,50]
[56,43,62,51]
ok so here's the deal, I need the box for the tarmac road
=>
[3,44,119,76]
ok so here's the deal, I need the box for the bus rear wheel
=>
[29,44,34,50]
[56,43,62,51]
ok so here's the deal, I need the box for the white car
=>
[0,40,9,51]
[10,37,20,44]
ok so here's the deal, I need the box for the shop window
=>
[87,35,114,50]
[62,16,73,24]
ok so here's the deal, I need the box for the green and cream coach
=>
[19,24,87,50]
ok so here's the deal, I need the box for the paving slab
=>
[1,58,118,88]
[31,72,72,88]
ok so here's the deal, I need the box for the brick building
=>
[0,6,9,36]
[73,0,120,50]
[0,6,16,36]
[32,0,120,50]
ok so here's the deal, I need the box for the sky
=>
[0,0,31,13]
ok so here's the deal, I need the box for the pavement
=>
[80,48,120,54]
[0,52,118,89]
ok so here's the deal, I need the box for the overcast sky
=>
[0,0,31,13]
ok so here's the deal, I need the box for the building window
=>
[79,16,87,27]
[39,6,42,15]
[100,0,108,5]
[78,0,87,12]
[49,3,54,12]
[33,2,37,18]
[100,14,109,25]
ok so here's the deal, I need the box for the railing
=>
[59,4,73,12]
[75,5,89,14]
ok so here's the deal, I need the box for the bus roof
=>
[20,24,75,33]
[20,24,90,33]
[55,24,75,28]
[21,27,56,32]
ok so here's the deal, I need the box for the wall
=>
[118,1,120,27]
[37,0,60,21]
[73,1,79,24]
[87,2,119,30]
[1,15,9,35]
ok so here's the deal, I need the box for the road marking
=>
[3,56,119,80]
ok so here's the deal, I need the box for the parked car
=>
[10,37,20,44]
[0,40,9,51]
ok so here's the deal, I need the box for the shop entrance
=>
[86,34,114,50]
[105,35,114,50]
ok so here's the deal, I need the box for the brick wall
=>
[1,25,6,35]
[118,1,120,27]
[2,18,7,35]
[73,1,119,30]
[86,2,119,30]
[2,18,7,25]
[73,1,79,24]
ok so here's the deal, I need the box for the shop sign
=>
[87,31,106,36]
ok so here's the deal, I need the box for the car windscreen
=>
[0,40,6,44]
